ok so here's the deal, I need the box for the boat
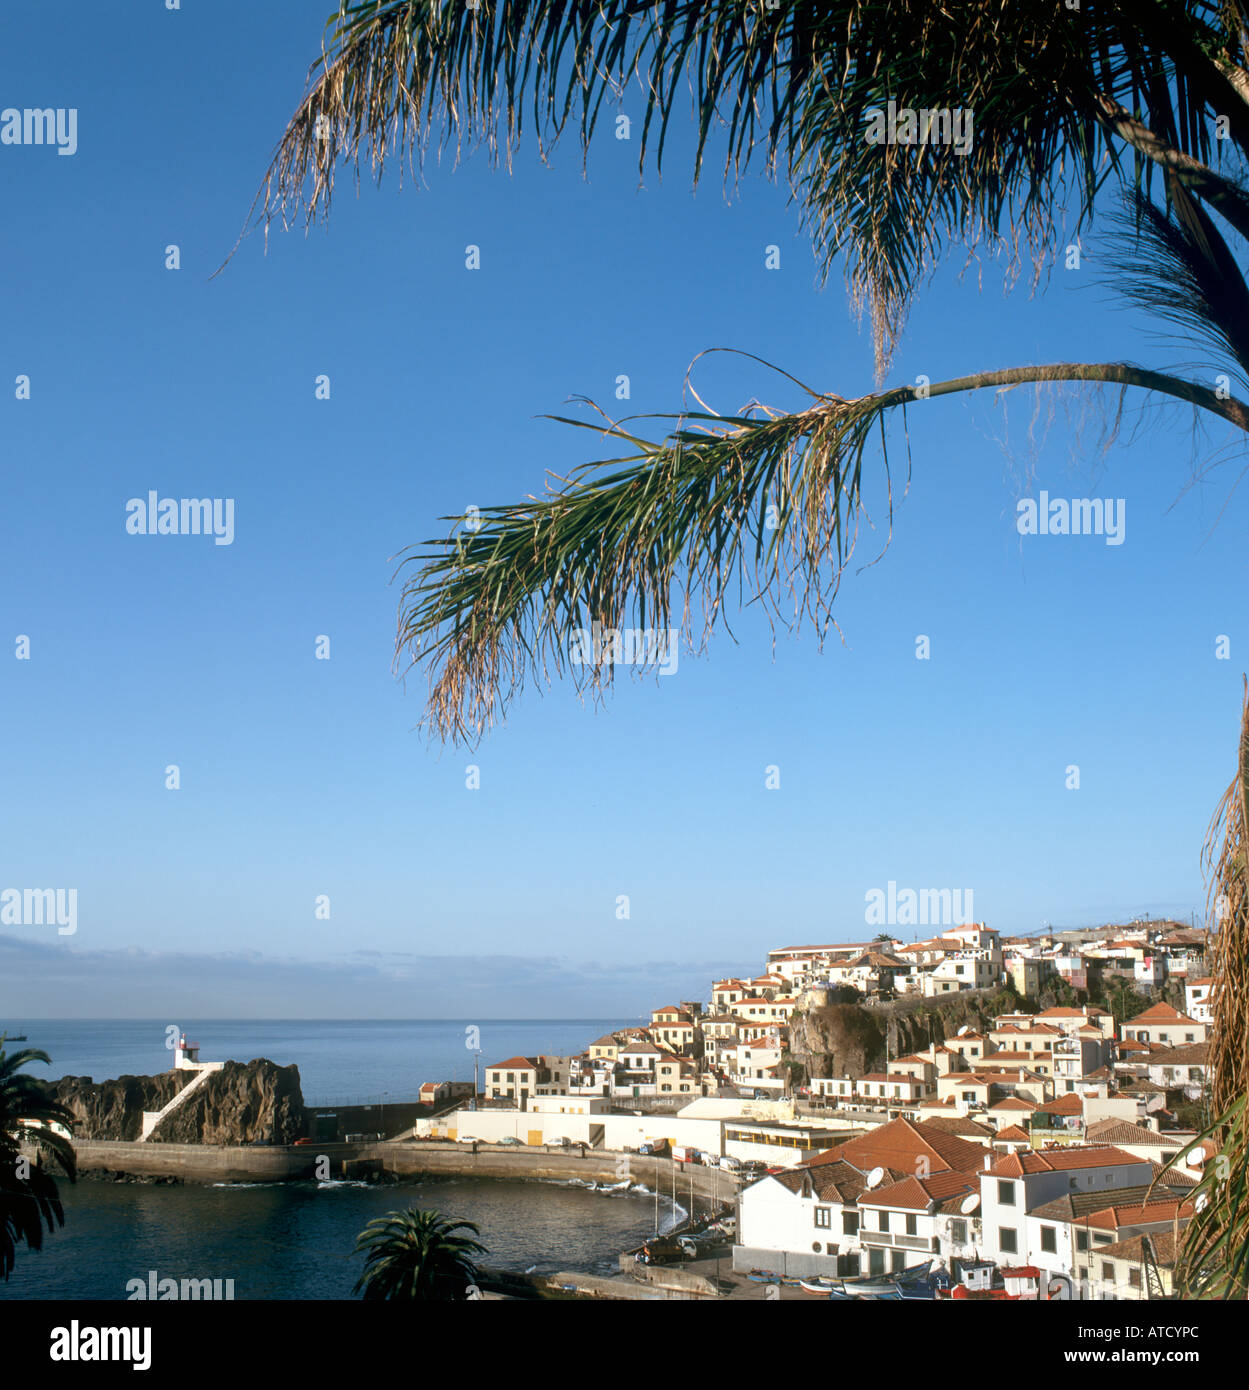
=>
[799,1276,843,1295]
[747,1269,781,1283]
[839,1263,932,1298]
[894,1259,934,1285]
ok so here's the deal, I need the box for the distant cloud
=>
[0,933,755,1018]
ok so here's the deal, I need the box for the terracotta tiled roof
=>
[989,1145,1144,1176]
[920,1116,994,1139]
[1085,1197,1195,1231]
[773,1159,874,1204]
[859,1169,978,1212]
[1036,1094,1084,1116]
[1031,1184,1161,1221]
[1095,1230,1183,1266]
[1126,1002,1200,1026]
[994,1125,1032,1142]
[1084,1119,1184,1148]
[1147,1042,1210,1066]
[488,1056,538,1070]
[812,1116,989,1177]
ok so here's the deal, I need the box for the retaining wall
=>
[69,1138,742,1204]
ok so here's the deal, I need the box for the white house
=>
[980,1145,1153,1279]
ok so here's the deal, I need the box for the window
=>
[1128,1268,1141,1289]
[949,1219,967,1244]
[1040,1226,1057,1254]
[879,1211,890,1232]
[1076,1230,1089,1252]
[842,1212,859,1236]
[997,1180,1016,1206]
[999,1228,1018,1254]
[1101,1261,1114,1281]
[815,1207,831,1229]
[905,1214,918,1236]
[1185,1033,1194,1043]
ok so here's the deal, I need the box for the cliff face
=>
[46,1059,306,1145]
[50,1073,185,1142]
[150,1059,305,1145]
[786,987,1020,1084]
[786,1003,885,1083]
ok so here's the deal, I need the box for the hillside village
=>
[426,920,1217,1299]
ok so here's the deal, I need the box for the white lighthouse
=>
[174,1034,202,1070]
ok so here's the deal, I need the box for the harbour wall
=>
[69,1138,740,1208]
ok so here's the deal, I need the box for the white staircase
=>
[139,1062,223,1141]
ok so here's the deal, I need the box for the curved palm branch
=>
[396,360,1249,743]
[0,1041,77,1280]
[353,1207,487,1300]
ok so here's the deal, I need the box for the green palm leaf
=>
[353,1207,487,1300]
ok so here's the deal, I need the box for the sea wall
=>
[70,1137,740,1204]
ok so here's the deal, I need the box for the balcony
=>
[861,1231,938,1251]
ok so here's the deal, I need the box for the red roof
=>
[813,1117,989,1177]
[488,1056,537,1070]
[1126,1002,1199,1025]
[990,1145,1143,1176]
[858,1169,978,1211]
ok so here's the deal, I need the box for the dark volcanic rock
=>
[47,1073,185,1141]
[43,1059,307,1145]
[149,1059,306,1145]
[786,988,1022,1085]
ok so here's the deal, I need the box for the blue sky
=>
[1,3,1244,1017]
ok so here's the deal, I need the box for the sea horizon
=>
[2,1018,638,1100]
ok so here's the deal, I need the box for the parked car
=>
[293,1137,319,1146]
[497,1135,523,1145]
[636,1240,681,1266]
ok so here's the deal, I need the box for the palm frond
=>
[1164,676,1249,1297]
[1106,181,1249,388]
[0,1042,76,1279]
[239,1,1249,374]
[394,358,1249,743]
[353,1207,487,1299]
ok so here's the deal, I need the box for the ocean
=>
[0,1018,638,1100]
[1,1018,677,1300]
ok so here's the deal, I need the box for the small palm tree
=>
[353,1208,487,1300]
[0,1039,77,1280]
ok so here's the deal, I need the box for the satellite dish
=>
[957,1025,971,1037]
[960,1193,981,1214]
[866,1166,885,1190]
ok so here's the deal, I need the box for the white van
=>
[719,1155,742,1172]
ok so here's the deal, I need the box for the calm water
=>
[0,1018,637,1100]
[3,1176,681,1300]
[0,1018,666,1300]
